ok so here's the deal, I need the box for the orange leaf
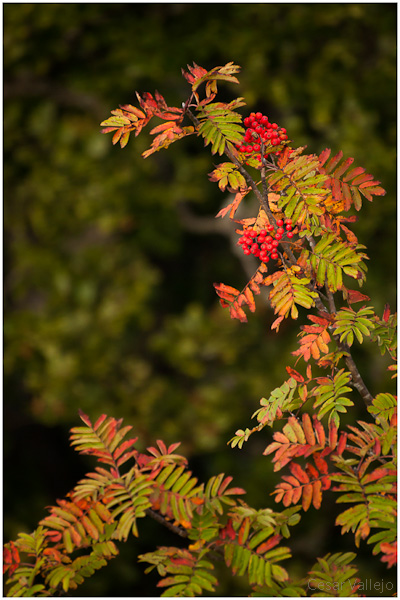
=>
[313,416,326,446]
[302,483,313,511]
[289,463,309,485]
[81,515,99,540]
[256,534,282,554]
[302,413,316,446]
[286,366,304,382]
[312,479,322,509]
[238,518,250,545]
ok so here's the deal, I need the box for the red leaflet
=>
[313,415,326,447]
[328,419,338,450]
[289,462,309,485]
[336,432,347,455]
[256,534,282,554]
[215,190,248,219]
[181,62,208,85]
[380,542,397,568]
[286,366,304,382]
[383,303,391,323]
[313,453,329,475]
[302,413,316,446]
[311,479,322,509]
[345,289,370,304]
[213,282,240,302]
[302,483,313,511]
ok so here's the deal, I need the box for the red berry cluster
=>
[238,219,293,263]
[236,112,289,162]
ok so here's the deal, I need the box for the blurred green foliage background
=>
[4,3,396,596]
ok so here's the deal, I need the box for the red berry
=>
[285,224,292,231]
[285,218,292,225]
[275,233,282,241]
[271,252,279,260]
[253,143,260,152]
[272,123,278,129]
[277,227,284,234]
[267,224,274,232]
[272,240,279,247]
[261,116,269,125]
[243,248,251,255]
[276,219,284,226]
[287,231,294,238]
[255,112,262,120]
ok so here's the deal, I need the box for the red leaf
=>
[318,148,331,168]
[345,289,370,304]
[256,534,282,554]
[383,303,391,323]
[313,416,326,446]
[314,454,329,475]
[271,315,285,331]
[302,413,316,446]
[312,479,322,509]
[328,419,338,449]
[333,156,354,179]
[380,542,397,568]
[286,366,304,382]
[229,303,248,322]
[289,463,309,484]
[325,150,343,174]
[213,282,240,302]
[78,409,92,427]
[94,414,108,431]
[343,166,365,182]
[302,483,313,511]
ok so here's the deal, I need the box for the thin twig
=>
[145,508,188,538]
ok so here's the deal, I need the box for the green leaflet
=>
[334,306,375,347]
[196,102,245,155]
[312,369,353,426]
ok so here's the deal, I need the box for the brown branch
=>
[303,231,375,407]
[145,508,188,538]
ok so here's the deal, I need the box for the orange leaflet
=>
[289,462,309,485]
[328,419,338,450]
[181,62,208,85]
[242,287,256,312]
[229,303,247,323]
[312,416,326,447]
[286,366,304,382]
[256,534,281,554]
[345,289,370,305]
[302,413,316,446]
[238,518,250,545]
[215,190,248,219]
[306,464,319,480]
[302,483,313,511]
[213,282,240,302]
[312,479,322,509]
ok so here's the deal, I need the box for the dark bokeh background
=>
[4,4,396,596]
